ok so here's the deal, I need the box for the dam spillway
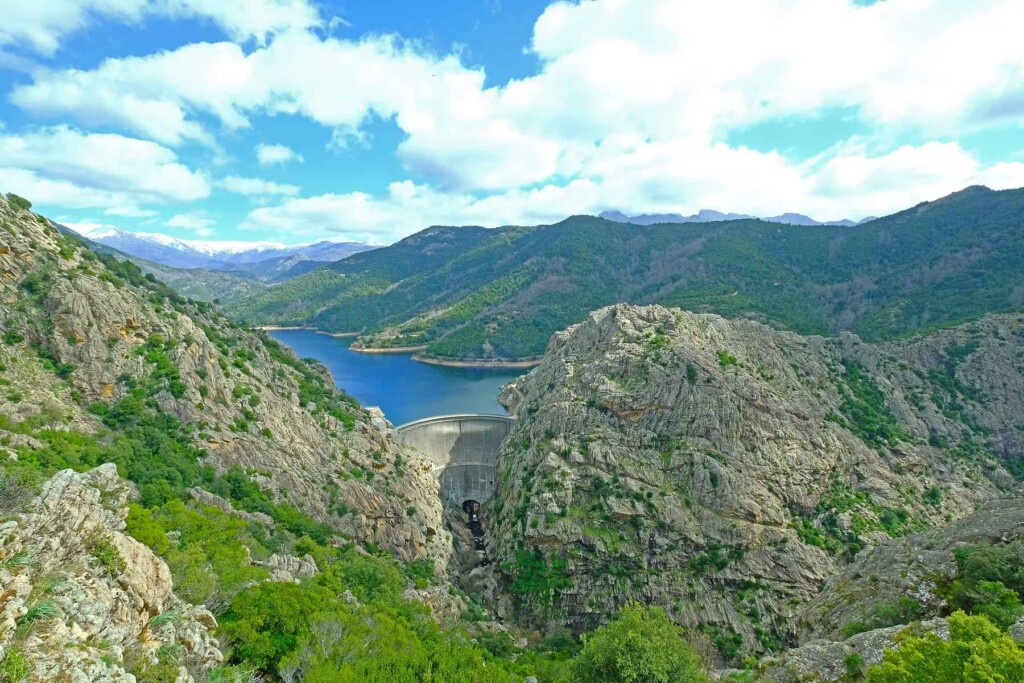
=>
[394,414,515,506]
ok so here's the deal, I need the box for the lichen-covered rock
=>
[0,465,221,682]
[797,496,1024,641]
[257,553,320,583]
[753,615,1024,682]
[487,304,1023,660]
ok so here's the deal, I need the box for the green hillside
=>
[229,186,1024,361]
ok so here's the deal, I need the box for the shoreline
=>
[255,325,359,338]
[412,353,541,369]
[349,344,430,354]
[258,326,539,368]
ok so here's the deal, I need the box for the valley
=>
[1,192,1023,683]
[4,3,1024,681]
[228,186,1024,366]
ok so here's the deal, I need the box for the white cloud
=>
[219,175,299,196]
[0,167,146,211]
[8,0,1024,241]
[167,212,214,236]
[104,205,159,218]
[242,142,1024,243]
[0,0,322,55]
[255,143,304,166]
[0,126,210,203]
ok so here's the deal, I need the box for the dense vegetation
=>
[231,186,1024,360]
[943,541,1024,629]
[864,611,1024,683]
[570,605,708,683]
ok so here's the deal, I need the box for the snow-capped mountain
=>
[65,224,374,269]
[599,209,872,227]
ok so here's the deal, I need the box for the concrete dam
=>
[395,414,515,507]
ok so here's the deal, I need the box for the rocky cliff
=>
[0,194,448,566]
[755,495,1024,681]
[0,464,220,682]
[483,304,1023,661]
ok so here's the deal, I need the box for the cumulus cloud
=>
[104,205,159,218]
[255,143,304,166]
[242,144,1024,243]
[7,0,1024,240]
[0,127,210,205]
[219,175,299,196]
[167,212,214,236]
[0,0,322,55]
[0,167,140,211]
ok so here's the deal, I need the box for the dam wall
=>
[395,414,515,505]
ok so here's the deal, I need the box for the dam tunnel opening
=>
[462,499,485,551]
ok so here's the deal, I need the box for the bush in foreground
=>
[571,604,708,683]
[865,611,1024,683]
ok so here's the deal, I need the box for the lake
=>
[268,329,526,425]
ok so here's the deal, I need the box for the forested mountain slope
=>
[230,185,1024,362]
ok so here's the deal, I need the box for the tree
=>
[865,611,1024,683]
[5,193,31,211]
[571,605,708,683]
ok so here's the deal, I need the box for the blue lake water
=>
[268,329,525,425]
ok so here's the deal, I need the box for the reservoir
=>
[268,329,525,425]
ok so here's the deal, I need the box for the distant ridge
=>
[64,225,375,269]
[231,184,1024,363]
[600,208,870,226]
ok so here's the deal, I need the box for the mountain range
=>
[2,191,1024,681]
[599,208,875,226]
[69,224,375,270]
[229,185,1024,363]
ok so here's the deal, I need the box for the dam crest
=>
[394,413,515,507]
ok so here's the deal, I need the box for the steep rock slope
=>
[755,495,1024,681]
[484,304,1023,660]
[0,465,221,682]
[231,185,1024,362]
[0,194,448,565]
[796,495,1024,642]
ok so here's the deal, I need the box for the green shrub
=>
[5,193,31,211]
[835,359,907,449]
[865,611,1024,683]
[571,604,709,683]
[844,652,863,679]
[686,363,698,384]
[0,648,29,683]
[87,533,126,575]
[841,597,923,637]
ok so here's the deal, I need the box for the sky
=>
[1,0,1023,246]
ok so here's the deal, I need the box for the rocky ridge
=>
[0,194,449,566]
[483,304,1023,661]
[0,464,220,682]
[756,495,1024,681]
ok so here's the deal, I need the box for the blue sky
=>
[1,0,1023,246]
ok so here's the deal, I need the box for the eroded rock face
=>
[487,304,1023,658]
[797,496,1024,641]
[0,196,451,567]
[0,465,221,682]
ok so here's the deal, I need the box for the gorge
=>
[2,193,1024,682]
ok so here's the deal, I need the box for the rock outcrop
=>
[797,495,1024,640]
[0,465,221,682]
[485,304,1023,660]
[0,194,450,567]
